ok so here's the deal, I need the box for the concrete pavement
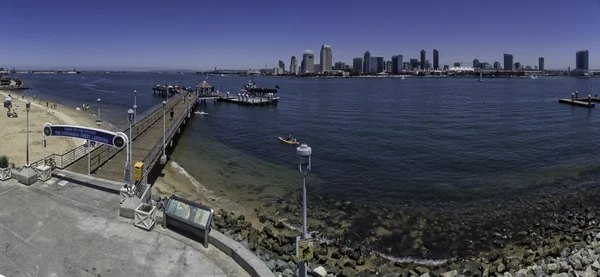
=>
[0,178,250,277]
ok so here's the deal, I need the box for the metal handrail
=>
[134,92,197,198]
[84,94,187,173]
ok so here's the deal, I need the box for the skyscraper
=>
[433,49,439,70]
[391,55,403,75]
[302,50,314,73]
[363,51,371,74]
[473,59,480,68]
[503,54,514,71]
[538,57,544,71]
[410,59,419,69]
[320,45,333,73]
[494,61,501,70]
[278,60,285,72]
[420,49,426,69]
[576,50,589,72]
[290,56,298,74]
[353,57,363,73]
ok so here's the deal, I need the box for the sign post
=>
[43,123,127,173]
[296,236,313,261]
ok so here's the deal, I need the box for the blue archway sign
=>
[43,123,127,149]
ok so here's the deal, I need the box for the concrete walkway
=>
[0,178,250,277]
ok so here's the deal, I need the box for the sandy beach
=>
[0,90,106,167]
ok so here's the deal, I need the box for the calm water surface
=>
[16,73,600,258]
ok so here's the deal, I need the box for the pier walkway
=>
[31,91,199,198]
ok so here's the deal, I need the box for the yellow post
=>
[134,162,144,181]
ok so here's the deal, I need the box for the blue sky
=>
[1,0,599,70]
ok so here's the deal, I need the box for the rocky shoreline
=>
[211,204,600,277]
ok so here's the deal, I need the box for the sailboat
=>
[478,71,483,82]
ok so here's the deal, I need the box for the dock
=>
[558,97,600,108]
[30,91,199,198]
[217,94,279,106]
[151,85,190,97]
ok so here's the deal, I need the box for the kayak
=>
[278,137,299,145]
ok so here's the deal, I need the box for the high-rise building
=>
[334,61,345,70]
[473,59,480,68]
[386,61,392,73]
[314,64,321,73]
[410,59,419,69]
[320,45,333,73]
[363,51,371,74]
[443,65,450,70]
[278,60,285,72]
[453,62,461,67]
[576,50,589,72]
[392,55,403,74]
[353,57,363,73]
[433,49,439,70]
[290,56,298,74]
[301,50,314,73]
[420,49,426,69]
[370,57,384,73]
[425,60,431,69]
[403,62,410,70]
[514,62,521,70]
[493,61,501,70]
[504,54,514,71]
[538,57,545,71]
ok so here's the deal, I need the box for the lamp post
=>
[133,90,137,124]
[127,108,134,194]
[160,101,167,165]
[96,98,102,126]
[296,143,312,277]
[25,101,31,166]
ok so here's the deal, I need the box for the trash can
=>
[134,162,144,181]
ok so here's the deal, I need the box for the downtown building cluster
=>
[271,46,591,76]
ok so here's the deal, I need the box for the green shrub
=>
[0,156,9,168]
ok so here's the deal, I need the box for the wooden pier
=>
[31,91,199,198]
[152,85,189,97]
[558,97,600,108]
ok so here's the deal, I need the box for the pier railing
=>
[134,92,197,198]
[29,93,189,170]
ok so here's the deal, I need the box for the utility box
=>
[134,162,144,181]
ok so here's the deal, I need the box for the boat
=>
[278,137,299,145]
[530,75,538,79]
[478,71,483,82]
[194,111,209,116]
[244,80,278,94]
[400,75,406,80]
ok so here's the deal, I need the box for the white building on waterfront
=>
[447,66,475,72]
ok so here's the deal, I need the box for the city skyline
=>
[1,0,599,70]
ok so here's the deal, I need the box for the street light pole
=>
[160,101,167,164]
[133,90,137,124]
[25,101,31,166]
[127,109,134,194]
[296,143,312,277]
[96,98,102,126]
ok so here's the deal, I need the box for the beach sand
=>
[152,161,268,229]
[0,90,105,167]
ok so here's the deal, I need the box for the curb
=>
[209,229,276,277]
